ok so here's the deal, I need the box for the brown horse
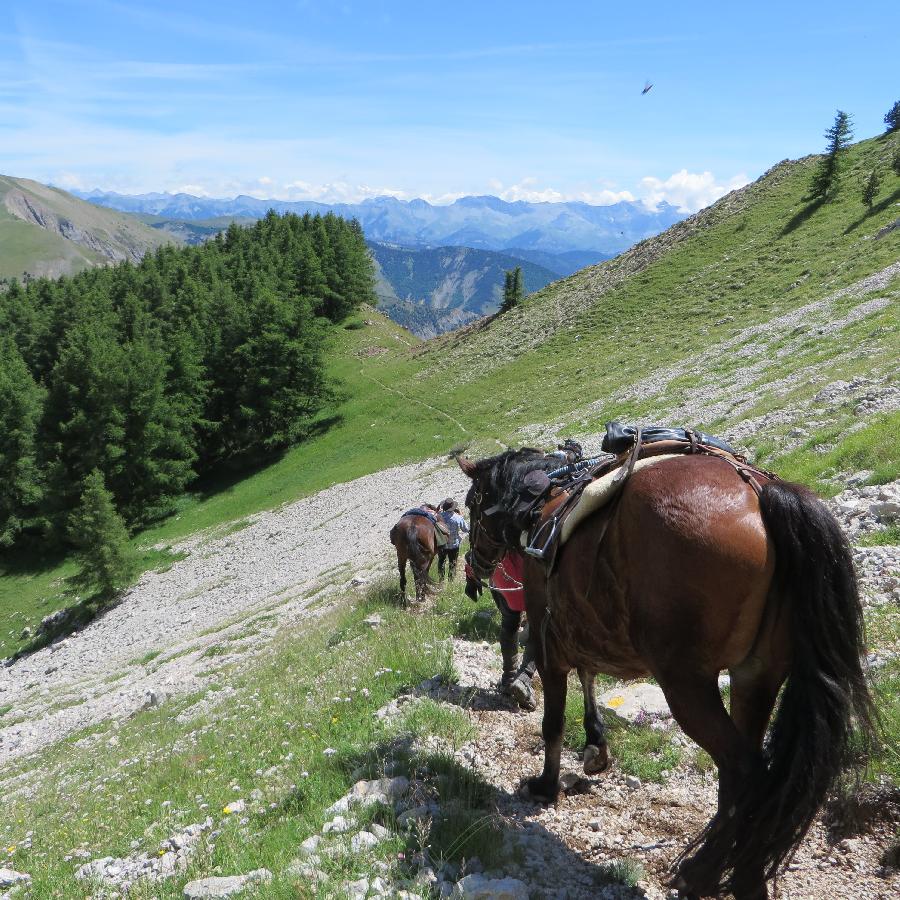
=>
[389,511,438,604]
[458,449,874,900]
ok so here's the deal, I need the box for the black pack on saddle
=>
[403,507,438,525]
[601,421,737,456]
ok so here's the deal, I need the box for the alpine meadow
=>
[0,5,899,900]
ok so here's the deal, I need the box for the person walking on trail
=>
[465,551,537,711]
[437,499,468,581]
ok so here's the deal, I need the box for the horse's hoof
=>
[519,777,559,804]
[668,874,700,899]
[508,673,538,711]
[583,743,610,775]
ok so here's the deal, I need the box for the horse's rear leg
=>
[578,668,609,775]
[523,666,567,803]
[725,659,787,900]
[413,561,428,604]
[658,672,763,900]
[397,551,408,604]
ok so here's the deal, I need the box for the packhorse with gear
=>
[458,421,874,900]
[389,504,448,605]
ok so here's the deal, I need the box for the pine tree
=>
[884,100,900,133]
[68,469,135,599]
[500,267,524,313]
[861,169,883,210]
[809,110,855,201]
[513,266,525,304]
[501,270,515,312]
[0,339,45,546]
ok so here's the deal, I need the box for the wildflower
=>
[323,748,337,757]
[331,716,339,724]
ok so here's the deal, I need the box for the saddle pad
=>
[559,454,681,545]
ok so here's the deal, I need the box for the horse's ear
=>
[457,457,478,478]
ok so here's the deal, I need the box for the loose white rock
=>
[182,869,271,898]
[452,874,530,899]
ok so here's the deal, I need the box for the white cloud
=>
[639,170,749,213]
[172,184,214,197]
[571,188,635,205]
[485,177,634,205]
[52,171,86,190]
[280,180,409,203]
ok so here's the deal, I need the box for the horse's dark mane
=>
[474,448,560,511]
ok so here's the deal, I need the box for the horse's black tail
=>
[720,478,876,892]
[405,521,430,579]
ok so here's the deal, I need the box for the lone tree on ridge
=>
[500,266,525,313]
[809,109,854,201]
[884,100,900,133]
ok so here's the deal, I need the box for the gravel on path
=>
[0,456,469,766]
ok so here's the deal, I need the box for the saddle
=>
[402,508,450,543]
[514,422,771,571]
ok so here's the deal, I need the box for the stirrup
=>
[524,516,558,560]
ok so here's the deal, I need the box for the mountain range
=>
[75,189,685,256]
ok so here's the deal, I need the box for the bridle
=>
[466,483,508,580]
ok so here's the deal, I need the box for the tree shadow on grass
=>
[843,186,900,235]
[780,197,827,236]
[185,413,344,503]
[7,588,121,663]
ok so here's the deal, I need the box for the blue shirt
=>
[440,511,469,548]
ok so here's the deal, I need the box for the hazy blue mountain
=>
[77,190,685,256]
[368,242,557,338]
[500,247,614,277]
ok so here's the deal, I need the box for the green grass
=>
[761,411,900,495]
[858,524,900,547]
[0,581,515,898]
[869,658,900,786]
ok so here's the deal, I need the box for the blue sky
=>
[1,0,897,211]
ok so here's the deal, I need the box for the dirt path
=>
[446,638,900,900]
[361,370,470,434]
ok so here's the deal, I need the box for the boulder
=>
[0,870,31,889]
[599,682,670,723]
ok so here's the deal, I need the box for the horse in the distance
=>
[389,507,440,604]
[458,444,874,900]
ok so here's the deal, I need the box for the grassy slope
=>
[0,203,107,279]
[0,175,175,280]
[2,135,899,655]
[2,579,897,898]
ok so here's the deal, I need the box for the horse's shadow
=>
[316,735,653,899]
